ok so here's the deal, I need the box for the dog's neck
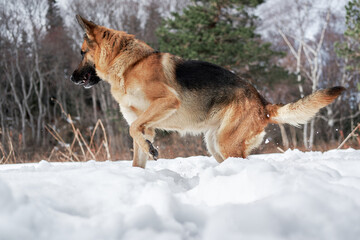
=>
[95,31,154,93]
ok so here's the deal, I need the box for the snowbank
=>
[0,149,359,240]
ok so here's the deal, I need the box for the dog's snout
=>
[70,73,82,85]
[71,62,101,88]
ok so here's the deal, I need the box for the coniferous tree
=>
[42,0,79,130]
[157,0,289,86]
[144,1,162,49]
[44,0,71,60]
[46,0,63,32]
[336,0,360,91]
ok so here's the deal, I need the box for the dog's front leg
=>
[129,96,180,163]
[132,128,155,168]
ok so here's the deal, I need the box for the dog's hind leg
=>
[217,104,266,159]
[218,130,247,159]
[218,121,266,159]
[204,129,225,163]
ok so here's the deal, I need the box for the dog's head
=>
[70,15,102,89]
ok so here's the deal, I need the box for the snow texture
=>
[0,149,360,240]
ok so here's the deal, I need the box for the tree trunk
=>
[326,106,335,142]
[303,123,308,149]
[35,81,44,145]
[33,41,46,146]
[0,103,5,147]
[279,124,289,150]
[5,62,27,148]
[309,118,315,149]
[290,126,297,148]
[92,88,98,121]
[99,84,116,156]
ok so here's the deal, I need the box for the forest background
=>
[0,0,359,163]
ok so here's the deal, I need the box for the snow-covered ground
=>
[0,149,360,240]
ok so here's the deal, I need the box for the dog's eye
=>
[80,50,86,57]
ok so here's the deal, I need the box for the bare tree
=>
[258,0,351,149]
[2,8,35,148]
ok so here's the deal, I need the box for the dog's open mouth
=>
[71,64,102,89]
[79,73,93,88]
[82,73,91,84]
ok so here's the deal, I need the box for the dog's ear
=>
[76,15,97,38]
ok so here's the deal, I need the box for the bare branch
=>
[278,29,299,59]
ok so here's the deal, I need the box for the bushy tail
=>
[267,86,345,127]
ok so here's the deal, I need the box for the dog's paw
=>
[146,140,158,160]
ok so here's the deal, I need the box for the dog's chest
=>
[114,87,149,124]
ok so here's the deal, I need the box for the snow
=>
[0,149,360,240]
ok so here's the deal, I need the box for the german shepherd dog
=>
[71,15,345,168]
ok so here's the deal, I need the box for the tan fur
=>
[268,88,344,127]
[73,16,345,168]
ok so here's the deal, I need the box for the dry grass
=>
[154,133,208,159]
[1,119,359,164]
[261,123,360,154]
[337,123,360,150]
[45,99,111,162]
[0,133,17,164]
